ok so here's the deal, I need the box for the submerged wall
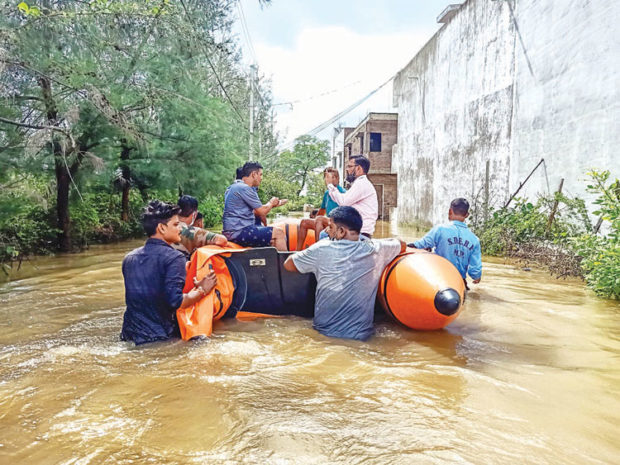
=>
[392,0,619,225]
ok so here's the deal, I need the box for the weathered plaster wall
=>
[509,0,620,203]
[393,0,619,225]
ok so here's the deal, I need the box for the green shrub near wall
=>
[474,170,619,299]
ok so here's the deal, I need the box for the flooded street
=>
[1,222,619,464]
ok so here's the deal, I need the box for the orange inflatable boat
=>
[177,219,465,339]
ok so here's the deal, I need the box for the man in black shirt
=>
[120,200,217,345]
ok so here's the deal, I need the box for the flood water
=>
[1,221,619,464]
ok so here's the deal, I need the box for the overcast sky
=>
[232,0,453,148]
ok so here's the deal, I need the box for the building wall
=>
[509,0,620,202]
[344,114,399,219]
[392,0,619,225]
[368,173,398,220]
[366,119,398,173]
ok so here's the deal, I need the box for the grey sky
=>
[234,0,456,146]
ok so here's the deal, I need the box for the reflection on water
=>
[1,221,619,464]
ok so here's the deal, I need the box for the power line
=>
[279,76,393,151]
[234,1,270,123]
[272,79,363,108]
[179,0,247,125]
[236,0,258,64]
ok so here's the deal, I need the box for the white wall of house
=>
[392,0,619,226]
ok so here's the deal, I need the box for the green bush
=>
[476,195,590,256]
[475,170,619,299]
[198,194,224,228]
[305,172,327,207]
[0,177,59,263]
[0,202,59,262]
[569,171,619,299]
[257,171,307,215]
[90,190,144,242]
[0,184,149,263]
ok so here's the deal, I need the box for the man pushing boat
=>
[120,200,217,345]
[284,206,406,341]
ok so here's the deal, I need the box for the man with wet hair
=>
[408,197,482,288]
[326,155,378,238]
[222,161,288,250]
[173,195,227,259]
[121,200,217,345]
[284,206,406,341]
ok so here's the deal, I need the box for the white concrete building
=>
[392,0,620,226]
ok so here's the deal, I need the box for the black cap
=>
[434,288,461,316]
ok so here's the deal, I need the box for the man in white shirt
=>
[327,155,378,238]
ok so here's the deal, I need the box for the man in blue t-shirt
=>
[235,166,266,226]
[284,206,406,341]
[222,161,288,250]
[296,167,347,250]
[121,200,217,345]
[408,198,482,288]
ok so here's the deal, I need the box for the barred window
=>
[369,132,381,152]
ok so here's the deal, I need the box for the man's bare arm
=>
[253,197,279,217]
[398,239,407,254]
[283,255,299,273]
[179,272,217,308]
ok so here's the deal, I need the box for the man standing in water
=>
[121,200,217,345]
[327,155,378,238]
[283,206,405,340]
[408,197,482,289]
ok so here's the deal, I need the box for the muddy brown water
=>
[1,221,618,464]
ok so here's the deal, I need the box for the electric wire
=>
[179,0,247,125]
[272,79,363,108]
[279,76,394,151]
[236,0,258,64]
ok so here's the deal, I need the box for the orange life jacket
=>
[176,244,245,340]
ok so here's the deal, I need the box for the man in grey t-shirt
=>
[284,206,405,341]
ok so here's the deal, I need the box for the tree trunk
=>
[297,169,308,197]
[55,154,72,252]
[120,139,132,222]
[121,186,130,222]
[39,76,73,252]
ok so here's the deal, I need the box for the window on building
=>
[369,132,382,152]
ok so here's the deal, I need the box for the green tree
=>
[274,135,330,196]
[0,0,277,254]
